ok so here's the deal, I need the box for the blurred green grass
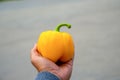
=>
[0,0,18,2]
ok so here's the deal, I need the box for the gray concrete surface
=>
[0,0,120,80]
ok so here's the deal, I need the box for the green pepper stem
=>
[55,23,71,32]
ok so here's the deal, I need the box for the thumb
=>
[30,44,42,61]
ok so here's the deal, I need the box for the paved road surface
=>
[0,0,120,80]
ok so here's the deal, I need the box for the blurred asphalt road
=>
[0,0,120,80]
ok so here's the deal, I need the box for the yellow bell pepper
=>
[37,23,74,62]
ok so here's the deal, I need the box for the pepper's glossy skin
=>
[37,24,74,62]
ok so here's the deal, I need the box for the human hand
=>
[30,44,74,80]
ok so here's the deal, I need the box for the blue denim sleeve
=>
[35,71,60,80]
